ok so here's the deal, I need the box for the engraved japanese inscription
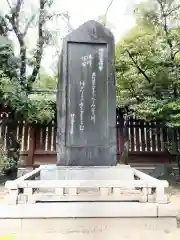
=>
[66,43,108,147]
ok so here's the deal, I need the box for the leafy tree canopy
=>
[116,0,180,127]
[0,0,63,123]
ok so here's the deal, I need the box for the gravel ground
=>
[167,183,180,228]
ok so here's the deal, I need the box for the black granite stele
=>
[56,20,116,166]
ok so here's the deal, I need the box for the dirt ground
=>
[166,182,180,228]
[0,184,180,239]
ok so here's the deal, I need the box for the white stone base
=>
[0,217,177,236]
[0,202,177,236]
[4,229,180,240]
[3,165,178,237]
[0,202,177,218]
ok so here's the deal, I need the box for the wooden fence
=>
[0,121,56,167]
[0,118,179,167]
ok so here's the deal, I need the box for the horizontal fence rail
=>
[116,119,170,153]
[0,110,179,166]
[0,121,57,152]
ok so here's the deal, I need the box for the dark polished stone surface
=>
[56,20,116,166]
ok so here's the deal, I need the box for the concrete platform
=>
[0,217,177,236]
[0,202,177,235]
[3,229,180,240]
[0,202,177,218]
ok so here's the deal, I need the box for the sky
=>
[52,0,139,41]
[2,0,143,75]
[43,0,143,74]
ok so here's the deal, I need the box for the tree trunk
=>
[5,113,20,179]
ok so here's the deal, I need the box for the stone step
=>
[0,202,177,235]
[0,218,177,237]
[5,230,180,240]
[2,230,180,240]
[0,202,177,218]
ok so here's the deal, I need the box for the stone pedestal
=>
[0,202,177,236]
[40,164,134,181]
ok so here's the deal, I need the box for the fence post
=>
[27,124,35,166]
[116,108,124,163]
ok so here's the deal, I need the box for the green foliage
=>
[116,0,180,127]
[28,94,56,123]
[0,36,19,79]
[0,0,60,167]
[1,155,19,173]
[0,0,62,124]
[0,10,56,123]
[0,142,17,173]
[0,72,55,123]
[33,74,58,90]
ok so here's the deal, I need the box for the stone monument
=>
[2,21,177,234]
[56,20,116,166]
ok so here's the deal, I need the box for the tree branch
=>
[126,49,163,99]
[6,0,12,10]
[103,0,114,26]
[156,0,179,98]
[166,4,180,17]
[173,48,180,58]
[126,49,151,83]
[15,0,22,12]
[23,12,38,37]
[27,0,46,92]
[0,16,8,36]
[157,0,174,59]
[60,12,73,32]
[12,0,22,29]
[128,84,142,102]
[5,0,26,84]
